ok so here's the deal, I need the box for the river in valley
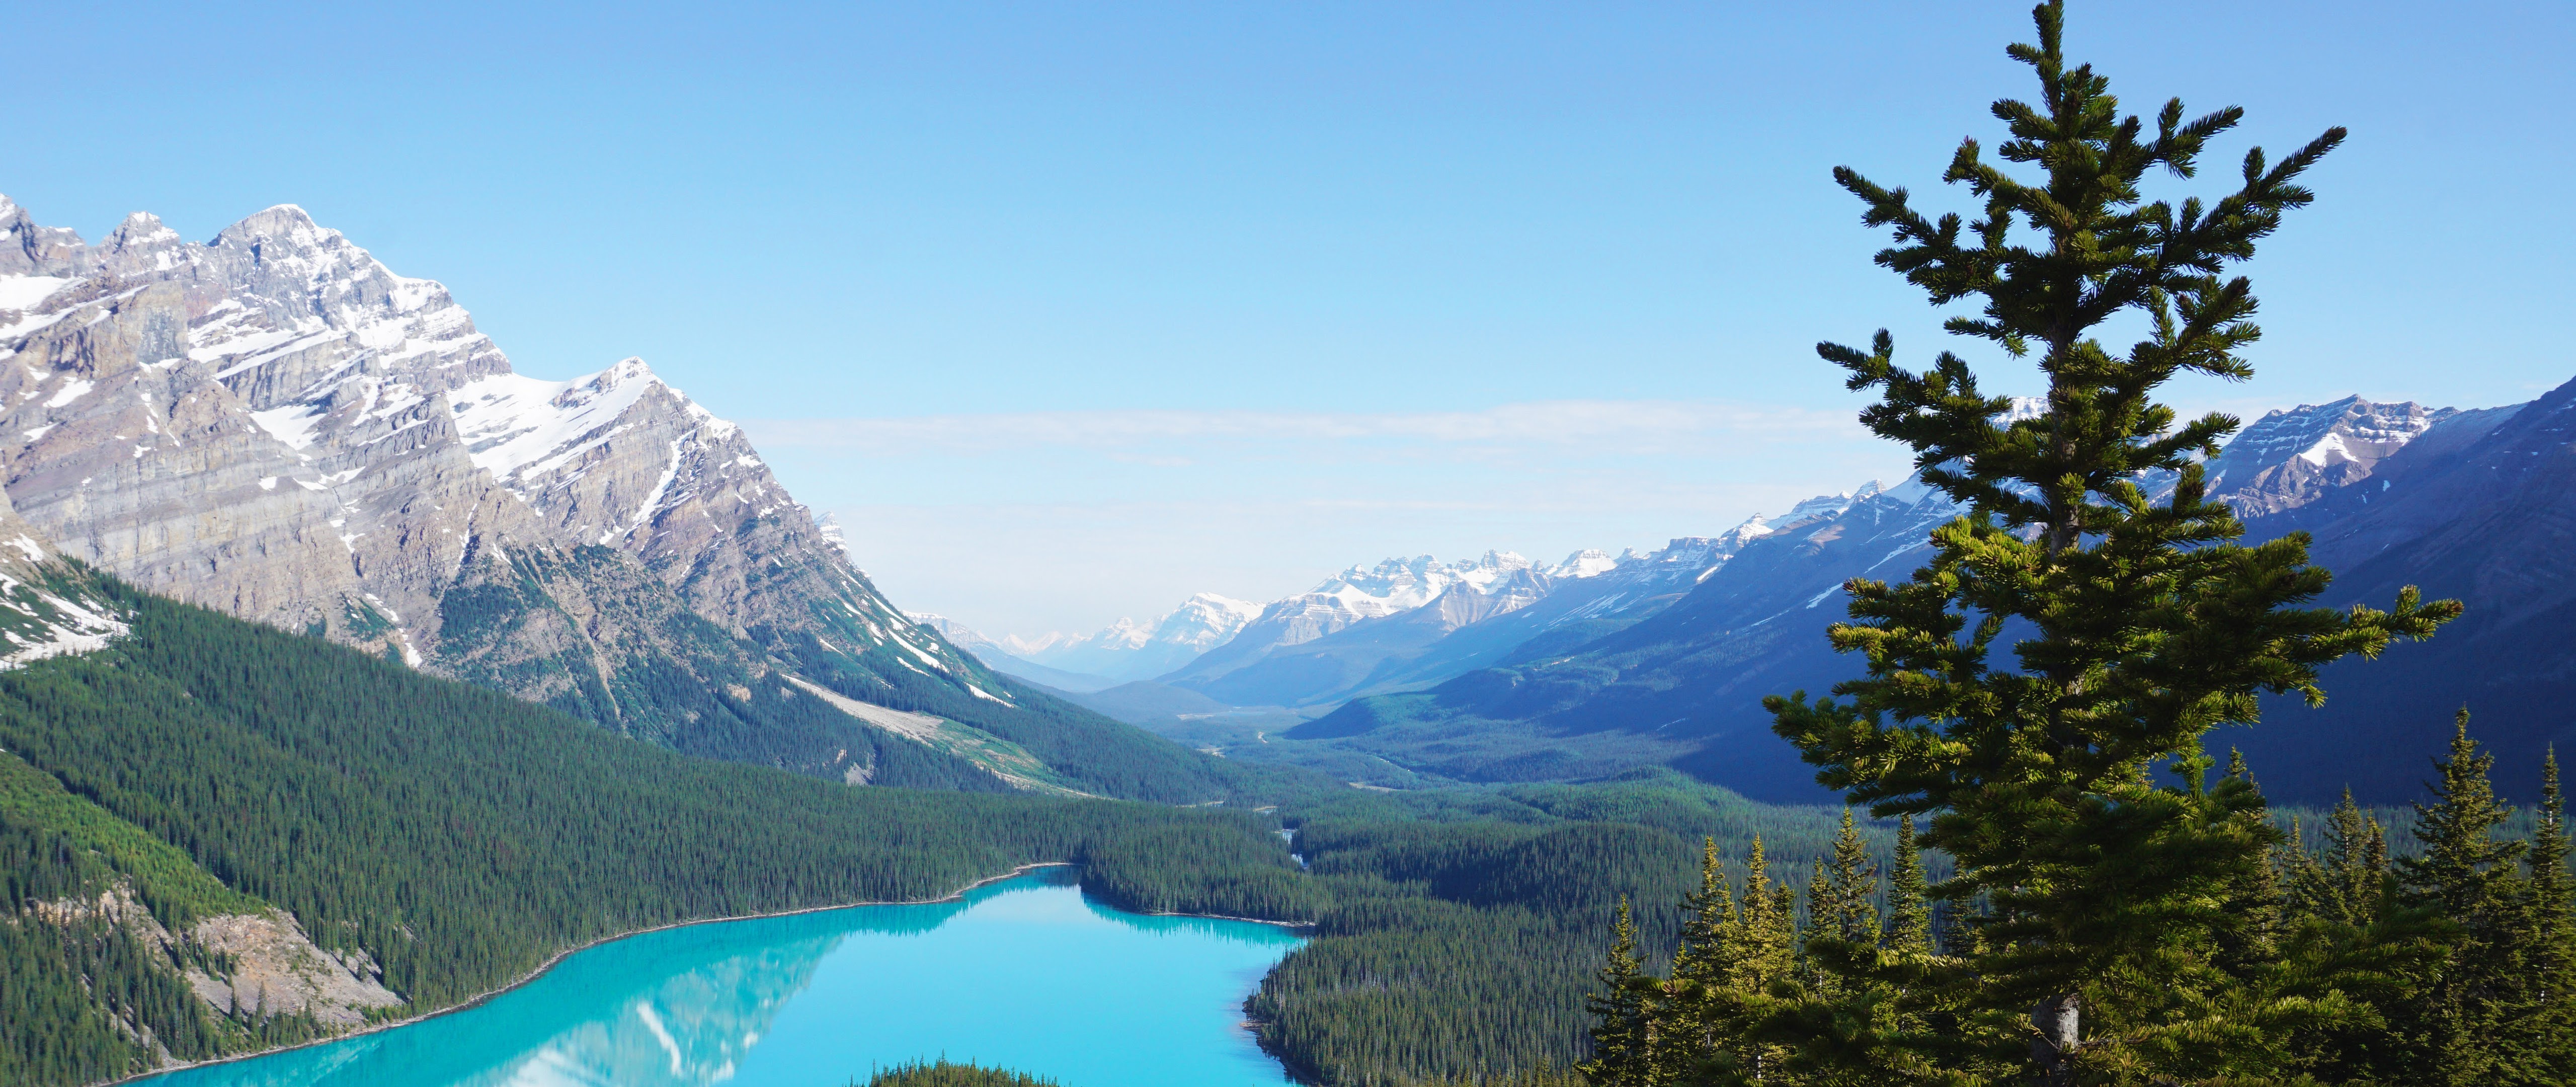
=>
[135,868,1307,1087]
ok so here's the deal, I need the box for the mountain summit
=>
[0,196,1225,801]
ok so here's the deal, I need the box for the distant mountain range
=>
[935,498,1883,711]
[0,194,1245,804]
[1285,393,2559,804]
[934,390,2568,806]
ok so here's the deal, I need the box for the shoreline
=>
[1133,907,1317,930]
[106,861,1078,1086]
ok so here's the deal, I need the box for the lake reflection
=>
[139,869,1306,1087]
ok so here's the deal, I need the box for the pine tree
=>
[1582,896,1656,1087]
[2215,749,2286,972]
[1762,3,2457,1082]
[1660,838,1736,1083]
[1725,838,1799,1083]
[1674,837,1734,989]
[2529,748,2576,1079]
[2290,789,2390,928]
[1813,811,1880,951]
[1883,815,1932,959]
[2393,711,2542,1084]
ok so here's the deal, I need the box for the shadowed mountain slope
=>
[1295,393,2538,804]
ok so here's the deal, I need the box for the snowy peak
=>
[1310,551,1537,612]
[0,195,85,276]
[1549,549,1618,579]
[2218,396,2453,477]
[98,212,186,270]
[451,357,680,489]
[1155,592,1263,647]
[0,195,1028,750]
[1006,591,1265,682]
[908,613,1011,659]
[2197,396,2458,519]
[1771,487,1873,528]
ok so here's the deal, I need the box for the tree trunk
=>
[2030,992,2081,1086]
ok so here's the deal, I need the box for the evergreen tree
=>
[1813,812,1879,951]
[2289,789,2390,928]
[1582,897,1656,1087]
[2393,712,2542,1084]
[1763,3,2457,1081]
[1722,838,1799,1083]
[1661,838,1736,1083]
[2531,748,2576,1079]
[1674,837,1735,990]
[1734,838,1798,993]
[2214,750,2287,973]
[1882,815,1932,959]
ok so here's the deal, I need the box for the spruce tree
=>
[2529,748,2576,1079]
[1726,838,1799,1082]
[1883,815,1933,959]
[2214,749,2286,973]
[1661,838,1736,1083]
[1583,896,1657,1087]
[1813,811,1880,951]
[1764,3,2457,1081]
[2394,712,2541,1084]
[2290,789,2390,928]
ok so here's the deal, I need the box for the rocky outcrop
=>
[34,883,400,1028]
[2196,396,2461,520]
[184,912,403,1025]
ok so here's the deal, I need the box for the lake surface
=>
[138,869,1307,1087]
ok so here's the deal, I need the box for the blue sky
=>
[11,2,2570,638]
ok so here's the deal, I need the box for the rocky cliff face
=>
[2185,396,2464,521]
[0,196,1046,788]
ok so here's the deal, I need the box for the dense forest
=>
[1076,760,1982,1084]
[0,575,1315,1084]
[1584,727,2576,1084]
[0,567,1887,1087]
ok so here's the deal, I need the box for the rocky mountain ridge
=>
[948,491,1886,714]
[1287,392,2507,798]
[1001,591,1265,684]
[0,195,1220,801]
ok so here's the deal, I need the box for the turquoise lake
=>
[135,869,1307,1087]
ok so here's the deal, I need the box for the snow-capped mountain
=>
[1285,391,2528,799]
[2130,396,2462,521]
[1004,592,1264,683]
[0,195,1192,797]
[1154,553,1541,687]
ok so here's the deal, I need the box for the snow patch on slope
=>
[450,357,665,488]
[0,276,74,311]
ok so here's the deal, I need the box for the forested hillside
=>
[1088,769,1902,1085]
[0,571,1318,1084]
[0,565,1896,1087]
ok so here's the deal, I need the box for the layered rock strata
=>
[0,195,1018,786]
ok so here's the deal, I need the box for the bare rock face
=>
[448,358,926,667]
[2199,396,2461,520]
[185,912,404,1025]
[33,883,399,1029]
[0,194,1007,757]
